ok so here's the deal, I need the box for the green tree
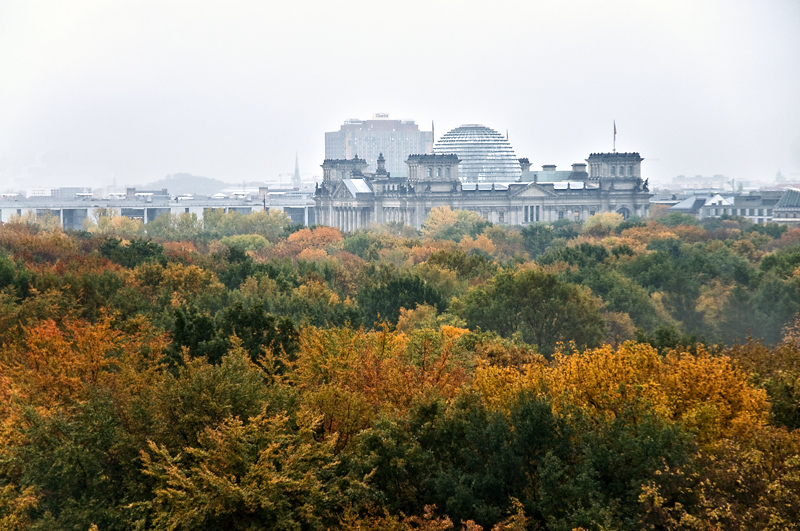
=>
[145,212,203,241]
[521,221,581,258]
[167,303,298,366]
[359,275,445,327]
[657,212,700,227]
[342,231,388,260]
[538,242,609,269]
[459,268,605,356]
[572,268,659,331]
[99,237,167,268]
[352,393,570,528]
[424,248,498,280]
[521,223,556,258]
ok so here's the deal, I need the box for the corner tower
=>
[321,156,369,184]
[406,154,460,183]
[586,152,643,180]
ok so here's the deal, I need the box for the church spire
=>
[292,152,301,190]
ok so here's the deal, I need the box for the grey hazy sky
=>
[1,0,799,189]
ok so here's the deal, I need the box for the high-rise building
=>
[324,114,433,177]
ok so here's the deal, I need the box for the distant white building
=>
[669,190,783,223]
[26,187,92,199]
[27,187,59,197]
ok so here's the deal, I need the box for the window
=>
[499,211,504,223]
[628,165,633,175]
[535,206,540,221]
[524,206,529,222]
[590,210,595,216]
[436,167,441,178]
[558,211,564,219]
[445,167,451,178]
[185,207,190,213]
[427,168,432,178]
[610,166,616,176]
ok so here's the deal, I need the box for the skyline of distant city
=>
[3,112,798,193]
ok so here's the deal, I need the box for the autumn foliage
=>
[1,210,799,529]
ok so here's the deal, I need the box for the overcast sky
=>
[1,0,799,190]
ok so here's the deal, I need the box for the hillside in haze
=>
[140,172,228,196]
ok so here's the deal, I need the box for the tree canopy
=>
[1,209,800,529]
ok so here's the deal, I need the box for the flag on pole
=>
[613,120,617,153]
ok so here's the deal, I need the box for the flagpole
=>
[613,120,616,153]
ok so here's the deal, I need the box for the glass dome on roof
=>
[432,124,521,182]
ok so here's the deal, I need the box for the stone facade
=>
[586,152,643,179]
[314,152,652,232]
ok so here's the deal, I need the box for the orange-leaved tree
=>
[0,314,166,414]
[292,325,471,452]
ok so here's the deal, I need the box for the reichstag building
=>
[314,124,652,231]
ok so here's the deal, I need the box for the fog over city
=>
[1,0,798,190]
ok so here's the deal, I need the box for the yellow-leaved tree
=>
[84,208,145,237]
[421,206,490,241]
[292,325,471,452]
[474,341,769,446]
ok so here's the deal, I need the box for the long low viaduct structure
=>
[0,189,316,230]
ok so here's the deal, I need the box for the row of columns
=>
[318,201,640,230]
[334,207,367,233]
[380,207,414,226]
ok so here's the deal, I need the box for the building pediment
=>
[510,183,557,198]
[330,182,354,199]
[331,178,374,199]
